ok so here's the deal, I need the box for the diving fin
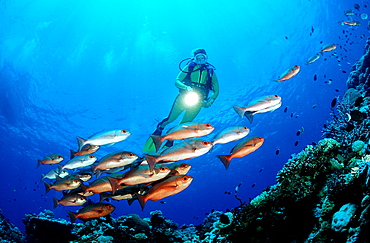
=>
[142,136,157,153]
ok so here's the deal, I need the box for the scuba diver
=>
[143,48,219,153]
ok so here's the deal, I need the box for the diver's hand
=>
[203,98,215,108]
[185,86,193,92]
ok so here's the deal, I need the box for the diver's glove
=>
[203,98,215,108]
[185,86,193,92]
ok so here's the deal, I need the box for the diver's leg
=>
[180,103,202,124]
[159,94,185,129]
[143,95,185,153]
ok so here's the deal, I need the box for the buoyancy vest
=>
[182,62,215,97]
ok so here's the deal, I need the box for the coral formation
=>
[0,208,25,243]
[331,203,357,232]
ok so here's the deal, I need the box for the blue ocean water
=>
[0,0,369,232]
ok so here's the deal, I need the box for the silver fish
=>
[212,126,250,145]
[233,95,282,123]
[77,130,131,151]
[59,155,97,171]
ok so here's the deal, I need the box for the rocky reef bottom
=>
[0,207,233,243]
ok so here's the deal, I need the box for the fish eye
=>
[121,130,128,133]
[89,155,95,158]
[274,95,279,98]
[128,153,134,156]
[202,141,210,145]
[206,124,211,127]
[73,180,79,183]
[243,126,248,130]
[58,156,63,159]
[159,167,166,171]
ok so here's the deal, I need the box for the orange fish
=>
[92,151,138,177]
[44,175,82,193]
[136,175,193,210]
[67,203,115,223]
[53,193,87,208]
[217,136,264,169]
[107,165,171,194]
[37,154,64,168]
[73,173,92,182]
[273,65,300,82]
[82,174,125,194]
[151,122,214,152]
[320,43,337,53]
[144,140,213,171]
[70,145,100,159]
[338,20,361,26]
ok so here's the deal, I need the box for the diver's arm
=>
[175,66,192,90]
[209,73,219,101]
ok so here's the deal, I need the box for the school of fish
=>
[35,4,369,222]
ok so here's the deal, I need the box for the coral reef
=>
[0,208,26,243]
[19,209,210,242]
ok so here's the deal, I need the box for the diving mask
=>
[194,53,208,65]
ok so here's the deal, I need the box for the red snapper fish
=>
[151,122,214,152]
[107,165,171,194]
[92,151,139,177]
[53,193,87,208]
[338,20,361,26]
[144,140,213,171]
[233,95,282,123]
[272,65,300,82]
[320,43,337,53]
[217,136,264,169]
[44,175,83,193]
[136,175,193,210]
[67,203,115,223]
[70,145,100,159]
[37,154,64,168]
[77,129,131,151]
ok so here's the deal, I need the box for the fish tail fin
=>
[57,164,63,174]
[151,135,164,152]
[144,154,159,172]
[36,159,42,169]
[217,155,232,170]
[244,111,254,124]
[76,136,86,152]
[53,197,59,209]
[233,105,246,118]
[67,211,77,223]
[127,198,136,206]
[80,184,88,193]
[107,176,121,195]
[135,193,148,211]
[95,169,102,178]
[41,174,45,182]
[70,149,76,159]
[44,181,51,193]
[99,193,108,203]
